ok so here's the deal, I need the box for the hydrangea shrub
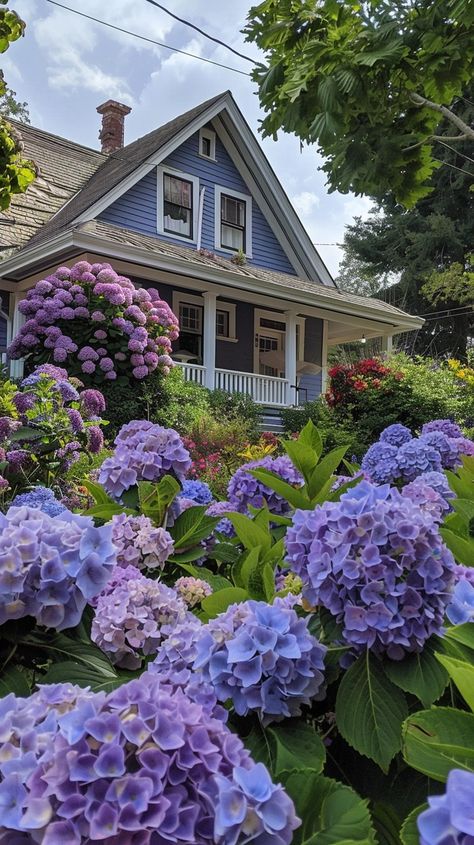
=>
[8,261,179,384]
[228,455,303,516]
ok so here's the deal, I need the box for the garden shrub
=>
[152,367,211,432]
[184,415,257,498]
[207,388,260,438]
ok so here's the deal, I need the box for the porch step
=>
[258,408,285,434]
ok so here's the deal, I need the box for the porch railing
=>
[176,362,289,407]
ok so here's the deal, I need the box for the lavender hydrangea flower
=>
[181,479,213,505]
[418,769,474,845]
[175,575,212,607]
[194,598,326,723]
[446,567,474,624]
[91,571,189,668]
[0,674,299,845]
[228,456,303,516]
[111,512,174,570]
[402,471,454,521]
[420,431,461,470]
[0,506,116,630]
[379,423,413,446]
[422,419,464,439]
[285,480,456,660]
[11,486,66,517]
[450,436,474,459]
[361,441,400,484]
[206,500,235,537]
[99,420,191,499]
[396,438,443,482]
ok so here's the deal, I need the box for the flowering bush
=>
[194,599,326,723]
[228,455,303,516]
[7,261,179,385]
[0,505,116,630]
[111,512,174,570]
[184,416,258,498]
[285,480,455,659]
[91,568,189,668]
[0,365,106,500]
[0,674,298,845]
[418,769,474,845]
[326,358,402,408]
[99,419,191,500]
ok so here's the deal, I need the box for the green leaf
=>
[201,587,248,618]
[138,476,180,524]
[168,547,209,564]
[400,805,428,845]
[298,420,323,460]
[384,645,448,708]
[240,546,263,590]
[445,470,474,500]
[209,542,241,564]
[9,425,43,441]
[444,624,474,652]
[283,439,318,484]
[250,468,309,509]
[23,632,117,676]
[227,512,272,551]
[83,503,133,520]
[336,651,408,771]
[283,771,376,845]
[403,706,474,781]
[307,446,348,499]
[435,652,474,711]
[0,665,30,697]
[371,803,403,845]
[82,479,115,505]
[267,720,326,778]
[41,661,128,692]
[440,527,473,567]
[171,506,218,550]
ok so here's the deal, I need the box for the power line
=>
[142,0,257,65]
[434,138,474,164]
[433,157,474,177]
[45,0,251,77]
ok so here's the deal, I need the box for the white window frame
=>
[157,165,200,244]
[214,185,253,258]
[253,308,305,374]
[199,127,216,161]
[172,292,237,343]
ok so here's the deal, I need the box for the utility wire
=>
[434,138,474,165]
[433,157,474,177]
[142,0,257,65]
[45,0,251,77]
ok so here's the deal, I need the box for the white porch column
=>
[321,319,329,393]
[202,291,217,390]
[9,293,25,380]
[285,310,298,406]
[381,334,393,355]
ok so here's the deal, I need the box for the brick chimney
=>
[96,100,132,154]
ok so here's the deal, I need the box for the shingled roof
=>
[22,93,226,250]
[0,121,105,255]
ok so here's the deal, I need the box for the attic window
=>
[214,186,252,257]
[199,128,216,160]
[157,166,199,243]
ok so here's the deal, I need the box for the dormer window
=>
[199,128,216,160]
[214,186,252,257]
[157,166,199,243]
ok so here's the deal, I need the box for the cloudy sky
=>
[4,0,372,276]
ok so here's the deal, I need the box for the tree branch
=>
[410,92,474,140]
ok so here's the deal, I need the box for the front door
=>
[255,328,285,377]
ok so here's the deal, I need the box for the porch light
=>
[360,335,366,344]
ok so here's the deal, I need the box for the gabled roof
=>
[3,91,334,286]
[0,121,105,254]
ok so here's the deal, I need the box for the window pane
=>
[221,195,245,226]
[216,310,229,337]
[164,175,192,209]
[201,136,211,157]
[164,203,191,237]
[179,303,202,333]
[221,223,243,251]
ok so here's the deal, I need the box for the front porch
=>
[177,362,291,407]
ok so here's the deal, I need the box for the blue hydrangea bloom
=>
[0,506,116,630]
[401,471,454,522]
[11,486,66,517]
[206,500,235,538]
[227,456,303,516]
[193,598,326,724]
[420,431,460,470]
[418,769,474,845]
[379,423,412,446]
[285,480,455,660]
[181,479,213,504]
[446,577,474,624]
[361,442,400,484]
[0,674,299,845]
[422,419,464,440]
[396,438,443,482]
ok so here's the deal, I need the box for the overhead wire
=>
[45,0,252,77]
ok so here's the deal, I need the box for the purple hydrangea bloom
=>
[99,420,191,500]
[396,438,443,482]
[447,567,474,624]
[111,512,174,570]
[422,419,464,439]
[228,456,303,516]
[91,571,189,668]
[418,769,474,845]
[11,486,66,518]
[181,479,213,505]
[420,431,461,470]
[380,423,413,446]
[206,500,235,537]
[194,598,326,723]
[361,441,400,484]
[402,471,454,521]
[0,506,116,630]
[87,425,104,454]
[451,436,474,459]
[0,674,299,845]
[285,480,455,660]
[175,575,212,607]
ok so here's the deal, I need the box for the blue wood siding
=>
[99,128,297,275]
[299,316,323,402]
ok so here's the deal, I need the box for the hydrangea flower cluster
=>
[175,575,213,607]
[0,505,116,630]
[91,568,189,668]
[418,769,474,845]
[361,421,474,485]
[228,456,303,516]
[111,512,174,570]
[11,485,66,517]
[401,471,454,522]
[180,478,214,505]
[446,566,474,624]
[0,674,299,845]
[206,500,235,537]
[194,598,326,723]
[99,420,192,499]
[7,261,179,384]
[285,480,455,660]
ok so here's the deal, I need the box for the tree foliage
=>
[0,82,29,123]
[244,0,474,206]
[0,0,35,210]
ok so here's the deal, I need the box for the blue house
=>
[0,92,422,409]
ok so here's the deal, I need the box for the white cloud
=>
[292,191,321,216]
